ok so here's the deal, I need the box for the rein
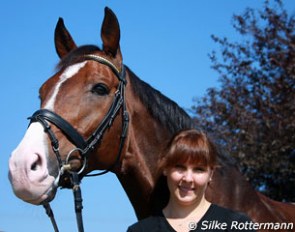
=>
[28,54,129,232]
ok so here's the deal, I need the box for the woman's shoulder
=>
[206,204,252,222]
[127,213,174,232]
[127,216,158,232]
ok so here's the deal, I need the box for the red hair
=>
[162,129,217,169]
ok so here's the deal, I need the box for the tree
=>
[192,0,295,201]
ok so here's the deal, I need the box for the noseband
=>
[28,54,129,232]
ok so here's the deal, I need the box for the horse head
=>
[9,7,128,205]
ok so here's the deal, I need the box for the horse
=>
[9,7,295,231]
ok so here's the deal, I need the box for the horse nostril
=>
[31,155,41,171]
[31,162,37,171]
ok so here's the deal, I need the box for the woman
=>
[127,129,255,232]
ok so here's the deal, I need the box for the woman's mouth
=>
[179,185,195,193]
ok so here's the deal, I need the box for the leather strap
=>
[29,109,87,150]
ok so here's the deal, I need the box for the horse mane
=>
[126,67,193,134]
[127,68,238,168]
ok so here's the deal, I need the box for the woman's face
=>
[164,162,213,207]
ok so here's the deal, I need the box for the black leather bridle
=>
[28,54,129,232]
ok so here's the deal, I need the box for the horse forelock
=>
[56,45,101,71]
[126,67,193,134]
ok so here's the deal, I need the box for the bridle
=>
[28,54,129,232]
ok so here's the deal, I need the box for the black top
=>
[127,204,256,232]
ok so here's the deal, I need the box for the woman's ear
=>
[209,169,214,181]
[163,169,168,176]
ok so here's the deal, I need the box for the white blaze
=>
[45,61,87,110]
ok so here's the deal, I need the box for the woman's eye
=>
[193,167,206,173]
[91,83,109,95]
[175,164,186,170]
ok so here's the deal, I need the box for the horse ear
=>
[101,7,121,58]
[54,18,77,59]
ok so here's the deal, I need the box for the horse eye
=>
[91,83,110,95]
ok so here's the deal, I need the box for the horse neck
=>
[117,97,172,219]
[206,164,258,210]
[115,69,189,219]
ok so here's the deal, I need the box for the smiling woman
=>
[162,130,216,211]
[127,129,255,232]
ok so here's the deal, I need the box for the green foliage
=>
[192,0,295,201]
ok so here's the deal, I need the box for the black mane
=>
[126,67,193,134]
[126,68,237,167]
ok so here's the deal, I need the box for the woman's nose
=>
[182,170,193,182]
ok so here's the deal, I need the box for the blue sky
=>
[1,1,294,231]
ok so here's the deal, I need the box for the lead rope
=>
[72,172,84,232]
[43,204,59,232]
[44,171,84,232]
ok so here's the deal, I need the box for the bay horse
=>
[9,7,294,231]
